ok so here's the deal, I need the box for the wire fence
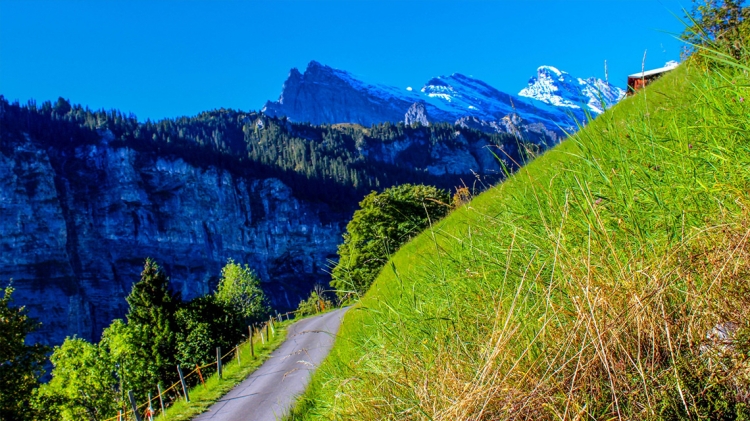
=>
[102,311,299,421]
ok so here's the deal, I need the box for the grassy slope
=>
[159,321,288,420]
[292,53,750,420]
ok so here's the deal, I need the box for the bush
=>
[330,184,451,299]
[296,285,334,317]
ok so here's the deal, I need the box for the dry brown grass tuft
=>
[401,217,750,420]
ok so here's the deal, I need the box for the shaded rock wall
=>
[0,134,342,346]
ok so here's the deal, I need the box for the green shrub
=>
[296,286,334,318]
[330,184,450,300]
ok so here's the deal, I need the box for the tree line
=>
[0,258,269,420]
[0,96,524,210]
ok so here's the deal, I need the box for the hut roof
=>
[628,61,679,79]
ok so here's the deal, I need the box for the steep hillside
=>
[290,51,750,419]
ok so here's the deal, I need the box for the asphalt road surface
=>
[193,307,349,421]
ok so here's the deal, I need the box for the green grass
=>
[288,44,750,420]
[156,320,289,420]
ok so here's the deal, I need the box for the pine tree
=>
[124,259,180,394]
[0,284,48,420]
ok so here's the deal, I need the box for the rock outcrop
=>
[261,61,411,127]
[404,102,430,127]
[0,133,342,346]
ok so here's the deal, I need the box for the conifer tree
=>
[124,259,180,392]
[0,284,47,420]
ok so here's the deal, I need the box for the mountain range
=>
[262,61,626,143]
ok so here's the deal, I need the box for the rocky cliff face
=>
[262,61,412,127]
[0,132,342,346]
[1,95,534,348]
[404,102,430,126]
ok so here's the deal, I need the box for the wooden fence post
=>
[217,347,222,379]
[261,325,265,344]
[177,365,190,402]
[266,322,270,340]
[156,384,165,417]
[251,329,255,358]
[128,390,144,421]
[236,344,241,365]
[196,364,205,388]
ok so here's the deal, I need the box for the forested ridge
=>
[0,96,529,209]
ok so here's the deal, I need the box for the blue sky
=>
[1,0,689,121]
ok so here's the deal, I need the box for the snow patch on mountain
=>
[518,66,626,115]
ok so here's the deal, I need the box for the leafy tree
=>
[174,295,244,369]
[0,284,48,421]
[124,258,181,398]
[330,184,451,299]
[33,338,118,421]
[682,0,749,58]
[98,319,149,407]
[214,259,269,325]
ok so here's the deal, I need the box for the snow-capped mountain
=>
[262,61,625,144]
[518,65,626,115]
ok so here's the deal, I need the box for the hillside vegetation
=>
[290,40,750,419]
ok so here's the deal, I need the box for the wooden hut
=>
[627,62,679,95]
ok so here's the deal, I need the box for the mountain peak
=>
[519,65,625,115]
[307,60,325,70]
[424,77,450,88]
[538,65,565,78]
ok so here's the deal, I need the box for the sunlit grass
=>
[288,43,750,420]
[159,321,289,420]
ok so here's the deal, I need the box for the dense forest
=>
[0,96,534,209]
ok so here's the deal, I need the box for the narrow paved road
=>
[193,307,348,421]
